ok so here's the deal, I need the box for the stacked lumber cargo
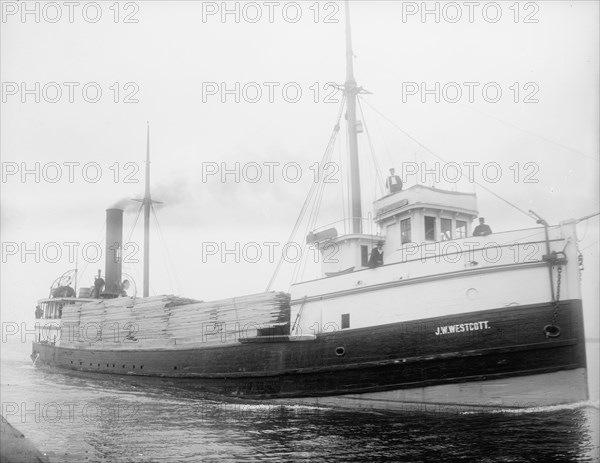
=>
[58,292,290,350]
[167,292,290,347]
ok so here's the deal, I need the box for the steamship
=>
[31,3,588,411]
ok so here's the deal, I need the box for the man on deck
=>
[92,270,105,298]
[473,217,492,236]
[368,240,385,268]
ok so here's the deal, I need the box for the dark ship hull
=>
[32,299,587,410]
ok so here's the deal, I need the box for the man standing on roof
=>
[386,168,403,193]
[473,217,492,236]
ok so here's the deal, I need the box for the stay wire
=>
[152,205,183,296]
[457,102,599,163]
[266,98,347,292]
[358,97,386,198]
[297,132,338,284]
[77,221,107,289]
[361,98,533,221]
[295,116,341,284]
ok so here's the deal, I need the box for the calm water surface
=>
[2,340,598,463]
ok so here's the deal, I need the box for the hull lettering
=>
[435,321,490,336]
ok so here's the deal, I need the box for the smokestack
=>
[104,208,123,297]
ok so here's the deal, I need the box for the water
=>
[2,340,598,463]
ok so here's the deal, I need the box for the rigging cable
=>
[120,204,144,295]
[456,102,599,163]
[338,121,348,230]
[576,212,599,245]
[151,204,183,296]
[361,98,534,221]
[576,212,599,224]
[76,220,107,290]
[344,112,351,232]
[125,204,143,244]
[294,107,342,285]
[580,240,599,252]
[296,129,339,283]
[265,97,346,292]
[371,98,395,170]
[358,97,386,198]
[149,205,172,296]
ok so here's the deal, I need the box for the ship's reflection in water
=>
[1,355,597,463]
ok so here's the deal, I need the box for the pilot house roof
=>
[373,184,478,222]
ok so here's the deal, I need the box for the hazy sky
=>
[1,1,598,341]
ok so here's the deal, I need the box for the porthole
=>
[335,347,346,357]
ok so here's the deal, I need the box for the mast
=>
[133,123,162,297]
[344,0,362,234]
[143,122,151,297]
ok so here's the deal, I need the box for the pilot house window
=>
[441,218,452,241]
[400,218,411,244]
[361,245,369,267]
[456,220,467,239]
[424,216,436,241]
